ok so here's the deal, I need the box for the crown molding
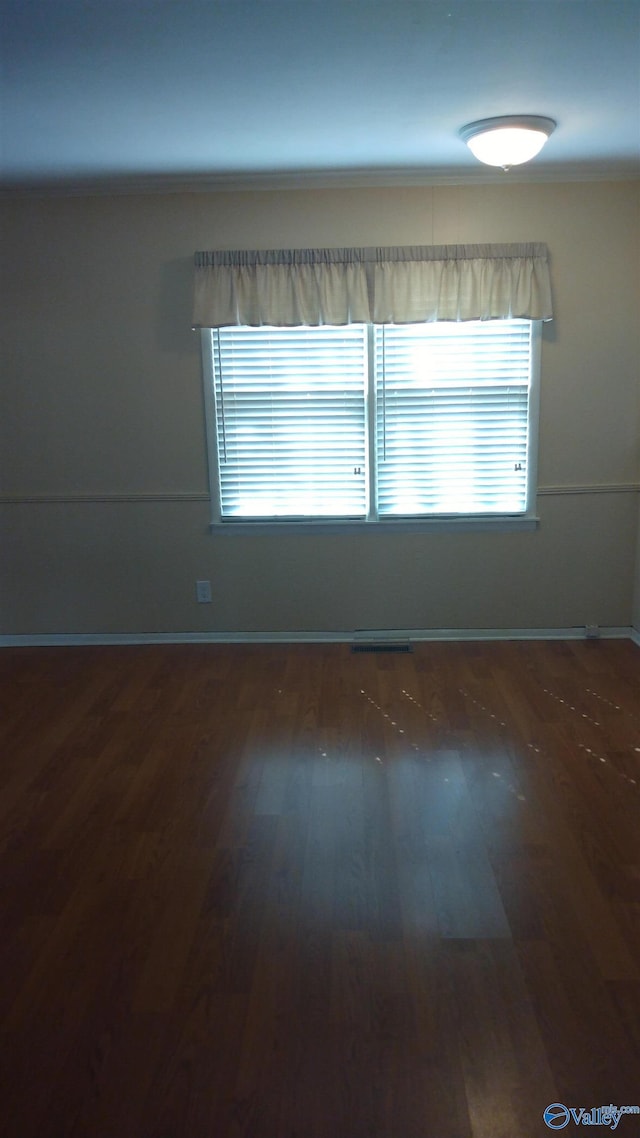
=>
[2,162,639,198]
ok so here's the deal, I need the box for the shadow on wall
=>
[156,258,200,356]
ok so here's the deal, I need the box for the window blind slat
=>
[375,320,532,516]
[213,325,368,518]
[209,319,534,522]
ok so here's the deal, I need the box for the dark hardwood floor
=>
[1,639,640,1138]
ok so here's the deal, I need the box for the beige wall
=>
[1,181,639,636]
[634,503,640,633]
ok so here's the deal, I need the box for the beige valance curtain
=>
[192,242,552,328]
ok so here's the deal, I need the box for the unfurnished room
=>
[1,2,640,1136]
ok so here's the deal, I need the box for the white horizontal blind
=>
[212,325,368,518]
[375,320,532,516]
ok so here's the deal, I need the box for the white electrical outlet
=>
[196,579,212,603]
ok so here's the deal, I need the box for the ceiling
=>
[1,0,639,191]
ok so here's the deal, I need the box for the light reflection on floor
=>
[273,669,639,800]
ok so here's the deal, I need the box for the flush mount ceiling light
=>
[459,115,556,170]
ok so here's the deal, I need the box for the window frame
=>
[199,322,541,534]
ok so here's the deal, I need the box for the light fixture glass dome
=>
[460,115,556,170]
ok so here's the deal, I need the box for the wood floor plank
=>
[1,639,640,1137]
[448,937,557,1138]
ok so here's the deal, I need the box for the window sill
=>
[208,515,540,536]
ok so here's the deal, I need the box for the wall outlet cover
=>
[196,580,212,603]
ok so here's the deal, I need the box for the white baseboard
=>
[0,626,635,648]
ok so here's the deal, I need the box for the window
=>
[201,319,540,529]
